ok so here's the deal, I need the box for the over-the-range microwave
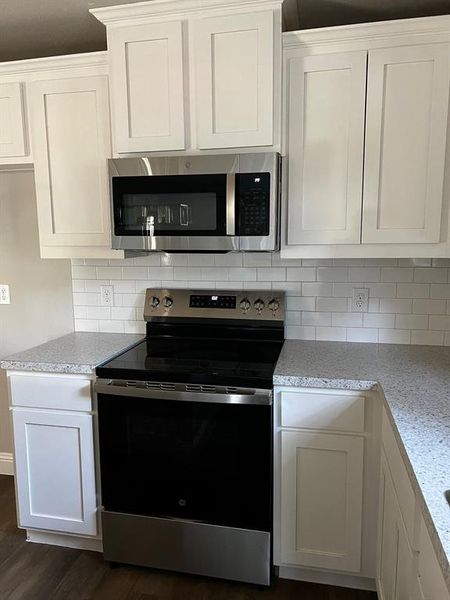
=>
[108,152,281,253]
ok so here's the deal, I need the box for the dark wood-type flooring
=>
[0,475,377,600]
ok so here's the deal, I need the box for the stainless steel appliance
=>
[94,288,285,585]
[108,153,281,253]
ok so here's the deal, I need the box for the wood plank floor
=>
[0,475,378,599]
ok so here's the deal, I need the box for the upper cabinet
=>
[108,20,186,152]
[283,17,450,259]
[91,0,282,155]
[363,44,450,245]
[193,11,274,149]
[0,82,29,162]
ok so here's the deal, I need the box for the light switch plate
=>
[0,284,10,305]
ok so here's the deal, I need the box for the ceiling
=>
[0,0,449,62]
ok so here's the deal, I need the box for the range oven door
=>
[95,382,273,584]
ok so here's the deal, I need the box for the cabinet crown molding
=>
[0,51,108,78]
[283,14,450,48]
[91,0,283,25]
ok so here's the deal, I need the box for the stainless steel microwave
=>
[108,152,281,253]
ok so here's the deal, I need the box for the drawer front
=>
[9,374,92,412]
[280,390,365,432]
[381,409,415,548]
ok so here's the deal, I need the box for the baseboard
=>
[26,529,103,553]
[0,453,14,476]
[278,566,377,592]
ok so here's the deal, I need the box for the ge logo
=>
[178,498,186,507]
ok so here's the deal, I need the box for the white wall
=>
[71,253,450,346]
[0,169,74,454]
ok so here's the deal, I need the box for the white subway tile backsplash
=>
[302,311,331,327]
[71,254,450,347]
[396,283,430,299]
[396,314,429,330]
[381,268,414,283]
[346,328,378,343]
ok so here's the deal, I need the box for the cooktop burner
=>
[97,288,285,389]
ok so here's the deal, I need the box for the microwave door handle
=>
[226,173,235,236]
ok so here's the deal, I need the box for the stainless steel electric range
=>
[95,288,285,586]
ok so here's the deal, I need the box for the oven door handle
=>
[94,380,272,406]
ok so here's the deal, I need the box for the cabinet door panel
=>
[194,11,274,149]
[363,44,450,244]
[287,52,367,245]
[0,82,27,158]
[12,408,97,535]
[281,430,364,572]
[29,76,112,248]
[109,21,185,152]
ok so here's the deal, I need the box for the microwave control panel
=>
[144,289,285,322]
[236,173,270,237]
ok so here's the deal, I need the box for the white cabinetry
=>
[108,21,185,152]
[280,430,363,572]
[0,82,28,160]
[91,0,282,155]
[8,373,97,539]
[377,406,450,600]
[193,11,274,149]
[29,74,114,255]
[274,387,377,585]
[287,51,366,245]
[363,44,449,244]
[283,18,450,259]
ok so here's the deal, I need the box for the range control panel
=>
[144,289,285,322]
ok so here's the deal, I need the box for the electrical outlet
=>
[0,284,10,305]
[100,285,114,306]
[352,288,369,313]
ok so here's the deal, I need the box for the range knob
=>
[149,296,160,309]
[268,298,280,313]
[254,298,265,313]
[163,296,173,308]
[240,298,251,312]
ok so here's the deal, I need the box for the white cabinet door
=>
[286,51,367,245]
[193,11,274,149]
[280,430,364,572]
[363,44,450,244]
[0,82,27,158]
[12,408,97,536]
[109,21,185,153]
[378,453,414,600]
[417,515,450,600]
[29,75,113,248]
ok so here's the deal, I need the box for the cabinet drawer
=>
[280,390,365,432]
[9,375,92,412]
[381,409,415,548]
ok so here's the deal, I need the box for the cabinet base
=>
[278,566,376,592]
[26,529,102,552]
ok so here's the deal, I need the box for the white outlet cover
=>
[0,284,10,305]
[100,285,114,306]
[352,288,369,313]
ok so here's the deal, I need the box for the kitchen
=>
[0,0,450,598]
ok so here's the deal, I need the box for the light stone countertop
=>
[274,340,450,590]
[0,332,145,375]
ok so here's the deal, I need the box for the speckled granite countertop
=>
[0,332,144,374]
[275,340,450,589]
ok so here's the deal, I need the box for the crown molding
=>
[283,15,450,48]
[0,51,108,77]
[91,0,283,25]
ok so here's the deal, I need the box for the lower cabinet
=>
[280,430,364,572]
[8,372,98,538]
[378,452,414,600]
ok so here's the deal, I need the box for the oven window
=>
[112,174,227,236]
[98,395,272,532]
